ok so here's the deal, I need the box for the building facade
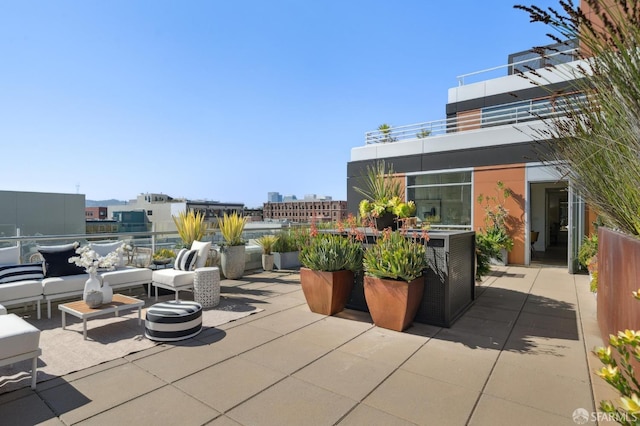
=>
[107,193,244,233]
[85,207,108,221]
[347,33,599,271]
[263,200,347,223]
[0,190,85,238]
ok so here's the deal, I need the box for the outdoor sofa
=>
[0,242,152,319]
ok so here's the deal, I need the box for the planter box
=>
[597,227,640,343]
[273,251,300,270]
[347,230,476,328]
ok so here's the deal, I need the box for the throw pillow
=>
[174,249,198,271]
[190,240,211,269]
[90,241,126,267]
[90,241,122,257]
[0,263,45,284]
[38,244,85,277]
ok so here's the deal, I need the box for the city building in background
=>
[0,190,85,238]
[263,199,347,223]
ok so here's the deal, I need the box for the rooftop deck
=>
[1,266,614,425]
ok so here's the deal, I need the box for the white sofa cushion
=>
[0,314,40,360]
[152,269,194,288]
[100,267,152,287]
[190,241,211,269]
[0,246,20,266]
[42,274,88,296]
[0,280,43,301]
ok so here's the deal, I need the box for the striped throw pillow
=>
[0,263,45,284]
[174,249,198,271]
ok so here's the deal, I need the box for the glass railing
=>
[0,227,293,265]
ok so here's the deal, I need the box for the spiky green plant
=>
[354,160,404,203]
[218,212,247,246]
[515,0,640,236]
[363,230,428,282]
[299,234,363,272]
[256,235,278,255]
[172,210,209,248]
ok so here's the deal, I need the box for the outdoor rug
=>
[0,295,263,394]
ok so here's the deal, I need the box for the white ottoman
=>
[145,300,203,342]
[0,314,41,389]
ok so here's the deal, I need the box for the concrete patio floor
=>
[0,265,617,425]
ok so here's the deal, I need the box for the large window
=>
[407,170,472,228]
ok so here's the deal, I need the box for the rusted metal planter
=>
[363,275,425,332]
[597,227,640,343]
[300,268,354,316]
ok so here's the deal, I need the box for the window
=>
[147,210,153,216]
[407,170,472,228]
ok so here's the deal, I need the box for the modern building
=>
[107,193,244,233]
[263,199,347,223]
[267,192,282,203]
[0,190,85,238]
[347,35,598,272]
[85,207,108,221]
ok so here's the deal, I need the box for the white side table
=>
[193,267,220,308]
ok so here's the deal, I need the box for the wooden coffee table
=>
[59,294,145,340]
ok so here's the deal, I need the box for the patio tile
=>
[35,358,129,393]
[511,311,580,341]
[248,306,324,334]
[198,324,282,351]
[132,340,236,383]
[483,361,594,417]
[435,328,506,351]
[259,293,307,311]
[469,394,572,426]
[447,315,514,343]
[500,333,589,381]
[363,369,479,425]
[337,327,426,366]
[75,385,219,425]
[294,350,397,401]
[239,334,331,374]
[463,304,520,324]
[174,357,286,413]
[290,315,372,349]
[40,362,165,424]
[227,377,357,426]
[401,337,499,392]
[207,415,244,425]
[0,392,62,425]
[260,282,302,295]
[337,404,417,426]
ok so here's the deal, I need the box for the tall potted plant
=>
[218,212,247,279]
[363,229,429,331]
[354,160,415,231]
[256,235,278,271]
[173,210,209,248]
[299,233,363,316]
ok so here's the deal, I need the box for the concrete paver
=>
[0,266,611,425]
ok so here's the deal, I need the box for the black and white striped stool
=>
[145,300,203,342]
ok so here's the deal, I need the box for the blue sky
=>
[0,0,558,208]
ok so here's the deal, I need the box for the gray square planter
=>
[273,251,300,270]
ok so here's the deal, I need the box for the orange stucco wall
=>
[474,165,526,264]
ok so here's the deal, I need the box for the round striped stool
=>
[145,300,203,342]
